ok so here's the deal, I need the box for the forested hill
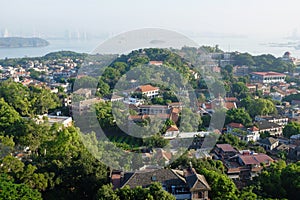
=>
[0,37,49,48]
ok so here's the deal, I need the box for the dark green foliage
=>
[252,160,300,200]
[0,98,21,134]
[96,183,175,200]
[283,122,300,138]
[217,134,247,149]
[0,79,60,116]
[241,98,277,117]
[233,53,295,73]
[231,82,249,99]
[143,134,169,148]
[0,174,42,200]
[225,108,252,127]
[283,93,300,103]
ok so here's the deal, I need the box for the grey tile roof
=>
[121,168,210,191]
[259,137,278,146]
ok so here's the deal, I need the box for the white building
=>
[135,84,159,99]
[250,72,286,84]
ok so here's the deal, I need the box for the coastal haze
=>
[2,0,300,58]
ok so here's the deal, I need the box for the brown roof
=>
[149,61,163,65]
[239,154,273,165]
[171,107,180,114]
[149,113,170,119]
[227,123,244,129]
[186,174,211,191]
[168,102,182,107]
[128,115,149,122]
[225,97,238,102]
[136,85,159,93]
[111,173,121,189]
[155,149,172,161]
[225,102,237,110]
[248,126,259,132]
[251,71,286,77]
[166,125,179,132]
[216,144,237,152]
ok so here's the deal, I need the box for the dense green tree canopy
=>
[283,122,300,138]
[0,98,21,134]
[0,174,42,200]
[247,98,277,117]
[96,183,175,200]
[252,160,300,200]
[0,79,60,116]
[225,108,252,127]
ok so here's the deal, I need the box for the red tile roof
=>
[248,126,259,132]
[166,125,179,132]
[225,102,237,110]
[136,85,159,93]
[216,144,237,152]
[251,71,286,77]
[149,61,163,66]
[239,154,273,165]
[227,123,244,129]
[225,97,238,102]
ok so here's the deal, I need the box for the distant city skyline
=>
[1,0,300,40]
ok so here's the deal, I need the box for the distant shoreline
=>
[0,37,49,49]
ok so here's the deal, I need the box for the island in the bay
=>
[0,37,49,48]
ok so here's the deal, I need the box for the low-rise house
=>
[71,98,104,115]
[170,107,180,123]
[123,97,143,106]
[258,137,279,150]
[250,71,286,84]
[47,115,72,127]
[73,88,92,99]
[154,148,173,165]
[149,61,163,66]
[246,126,261,142]
[164,125,180,139]
[234,65,249,77]
[237,152,274,180]
[214,144,237,159]
[275,144,290,153]
[112,168,211,200]
[255,115,289,126]
[288,146,300,161]
[105,94,124,102]
[226,123,245,133]
[202,97,237,114]
[226,124,260,142]
[246,84,257,93]
[139,105,170,115]
[255,121,283,137]
[135,84,159,99]
[29,115,72,128]
[222,150,274,181]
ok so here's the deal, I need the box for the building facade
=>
[250,72,286,84]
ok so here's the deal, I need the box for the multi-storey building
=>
[250,71,286,84]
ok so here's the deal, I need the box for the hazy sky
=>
[1,0,300,38]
